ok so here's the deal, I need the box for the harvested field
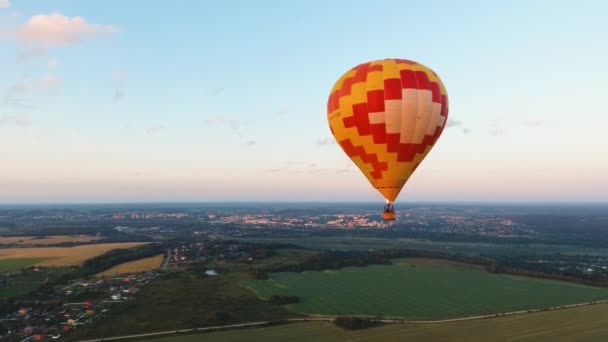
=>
[96,254,164,276]
[0,242,150,266]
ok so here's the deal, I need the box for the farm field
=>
[0,242,150,266]
[240,236,608,256]
[243,260,608,319]
[148,302,608,342]
[0,272,49,298]
[0,235,101,246]
[96,254,164,276]
[0,258,48,272]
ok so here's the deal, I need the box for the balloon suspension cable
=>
[384,201,395,213]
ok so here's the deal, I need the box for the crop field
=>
[0,258,49,272]
[0,242,150,266]
[96,254,164,276]
[243,260,608,319]
[0,235,101,246]
[148,302,608,342]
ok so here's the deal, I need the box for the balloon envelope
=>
[327,58,449,202]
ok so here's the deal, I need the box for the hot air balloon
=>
[326,58,449,220]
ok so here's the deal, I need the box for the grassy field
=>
[0,242,150,266]
[0,235,101,245]
[96,254,164,276]
[240,236,608,256]
[147,302,608,342]
[0,271,49,297]
[243,260,608,319]
[0,257,49,272]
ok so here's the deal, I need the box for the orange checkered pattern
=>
[327,59,449,202]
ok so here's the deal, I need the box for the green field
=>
[243,260,608,319]
[0,271,49,298]
[240,236,608,256]
[0,258,48,273]
[148,302,608,342]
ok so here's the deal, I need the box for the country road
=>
[160,248,171,270]
[76,299,608,342]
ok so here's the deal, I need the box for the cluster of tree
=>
[82,243,164,273]
[332,316,382,330]
[486,254,608,287]
[264,250,391,273]
[263,248,494,274]
[250,269,269,280]
[267,295,300,305]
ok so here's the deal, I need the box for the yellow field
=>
[0,235,102,245]
[96,254,165,276]
[0,242,150,266]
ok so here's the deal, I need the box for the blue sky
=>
[1,0,607,203]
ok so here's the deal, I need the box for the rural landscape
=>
[1,203,608,341]
[2,1,607,341]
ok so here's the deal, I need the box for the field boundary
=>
[76,299,608,342]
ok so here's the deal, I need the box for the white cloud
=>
[39,74,59,90]
[113,89,125,101]
[0,114,31,127]
[316,138,336,146]
[112,70,126,80]
[5,74,59,96]
[16,46,47,63]
[204,116,239,131]
[243,140,256,146]
[275,108,288,117]
[524,120,542,127]
[446,118,462,128]
[209,87,224,95]
[145,125,164,135]
[0,0,10,9]
[489,128,504,136]
[3,13,117,47]
[47,59,57,68]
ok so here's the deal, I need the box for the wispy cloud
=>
[47,59,57,68]
[204,116,240,131]
[489,127,504,136]
[112,70,126,80]
[260,168,284,174]
[209,87,224,95]
[316,137,336,146]
[524,120,542,127]
[0,114,31,127]
[446,118,462,128]
[16,46,47,62]
[242,140,256,146]
[462,128,471,134]
[39,74,59,91]
[488,118,505,136]
[275,108,288,117]
[145,125,164,135]
[3,74,60,107]
[113,89,124,101]
[0,0,10,9]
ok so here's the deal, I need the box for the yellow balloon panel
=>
[327,58,449,202]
